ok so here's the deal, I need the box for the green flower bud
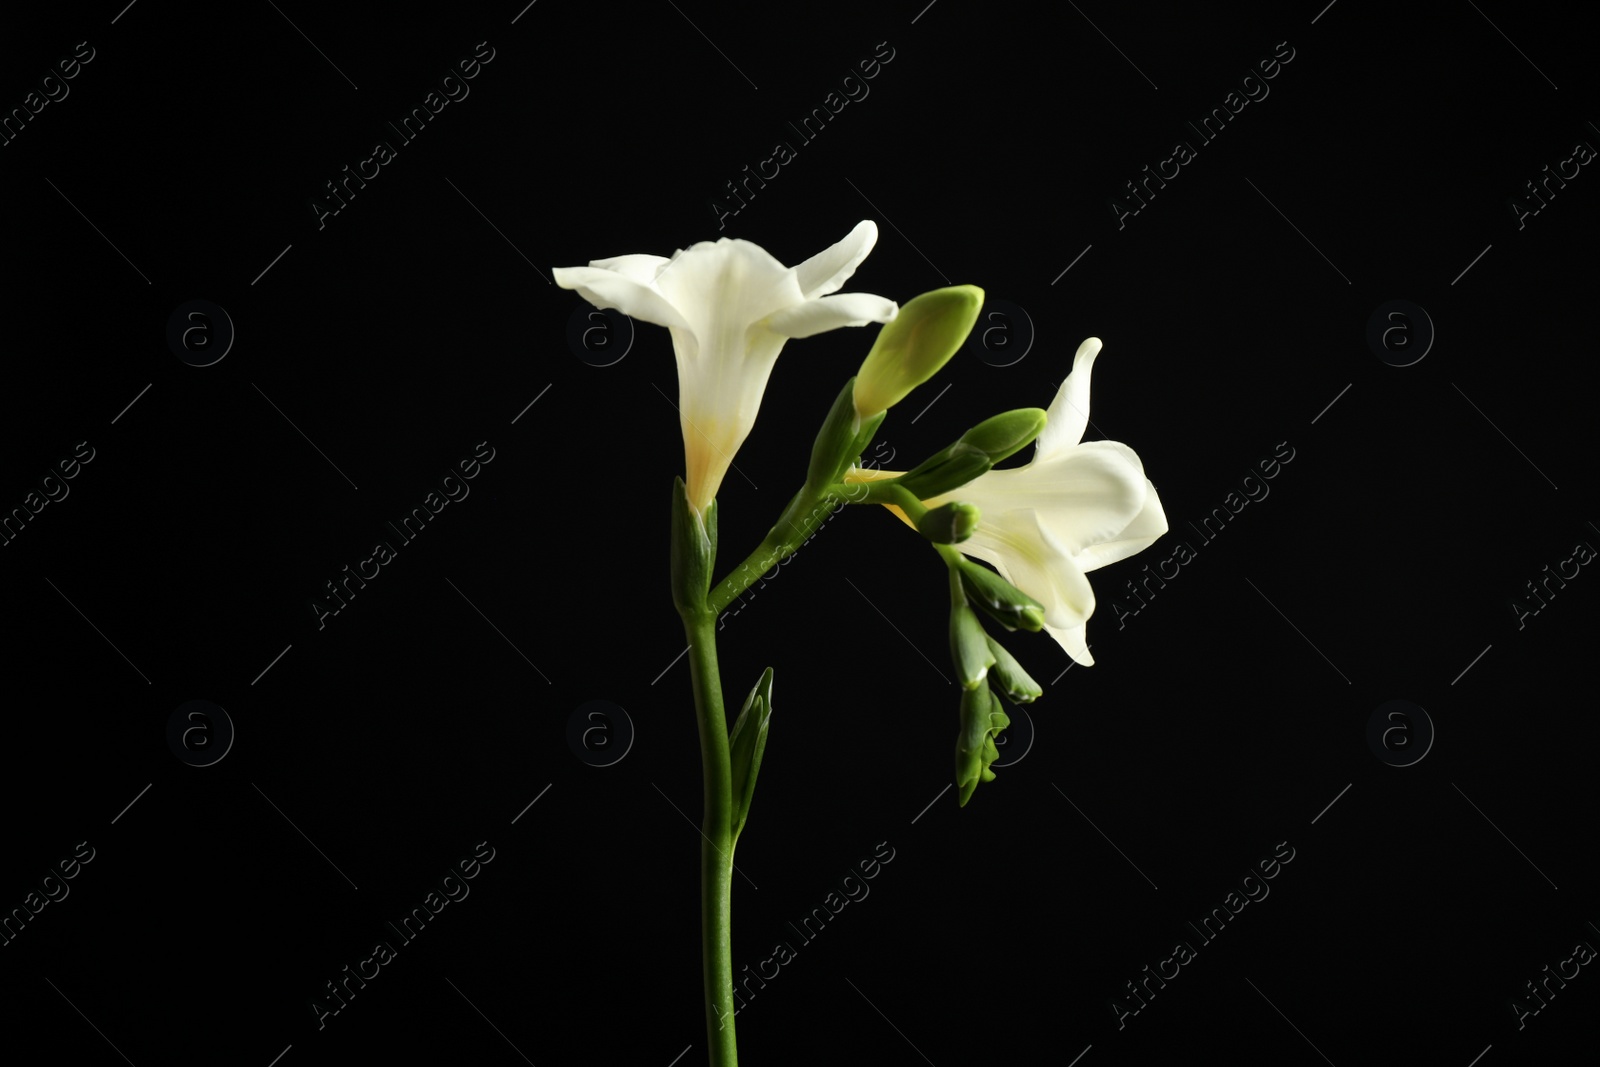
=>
[852,286,984,420]
[984,636,1042,703]
[670,477,717,616]
[955,558,1045,633]
[956,684,1009,807]
[949,598,995,690]
[918,501,979,544]
[807,377,888,492]
[896,442,992,501]
[728,666,774,842]
[959,408,1048,465]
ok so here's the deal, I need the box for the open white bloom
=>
[846,337,1167,666]
[554,221,898,516]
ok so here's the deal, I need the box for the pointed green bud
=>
[959,408,1048,465]
[918,501,979,544]
[807,377,888,492]
[729,666,774,842]
[955,558,1045,633]
[984,635,1042,703]
[852,285,985,420]
[949,598,995,690]
[896,442,992,500]
[955,684,1009,807]
[670,477,717,616]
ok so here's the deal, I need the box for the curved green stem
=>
[681,606,739,1065]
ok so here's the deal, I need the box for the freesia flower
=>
[554,221,898,516]
[845,337,1167,666]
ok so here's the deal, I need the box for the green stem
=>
[707,483,863,617]
[681,607,739,1065]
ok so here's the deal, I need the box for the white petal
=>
[764,293,899,339]
[1074,477,1169,573]
[1035,337,1102,459]
[586,253,672,286]
[791,220,879,299]
[652,237,803,330]
[946,440,1147,556]
[552,266,688,330]
[961,509,1096,632]
[1043,621,1095,666]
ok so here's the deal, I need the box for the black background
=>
[2,2,1596,1064]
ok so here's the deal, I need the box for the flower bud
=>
[959,408,1048,465]
[917,501,979,544]
[852,286,984,420]
[896,443,991,500]
[956,684,1009,807]
[949,599,996,690]
[729,666,774,842]
[955,558,1045,633]
[984,635,1042,703]
[807,377,887,491]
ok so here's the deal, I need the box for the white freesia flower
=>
[846,337,1167,666]
[554,221,898,516]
